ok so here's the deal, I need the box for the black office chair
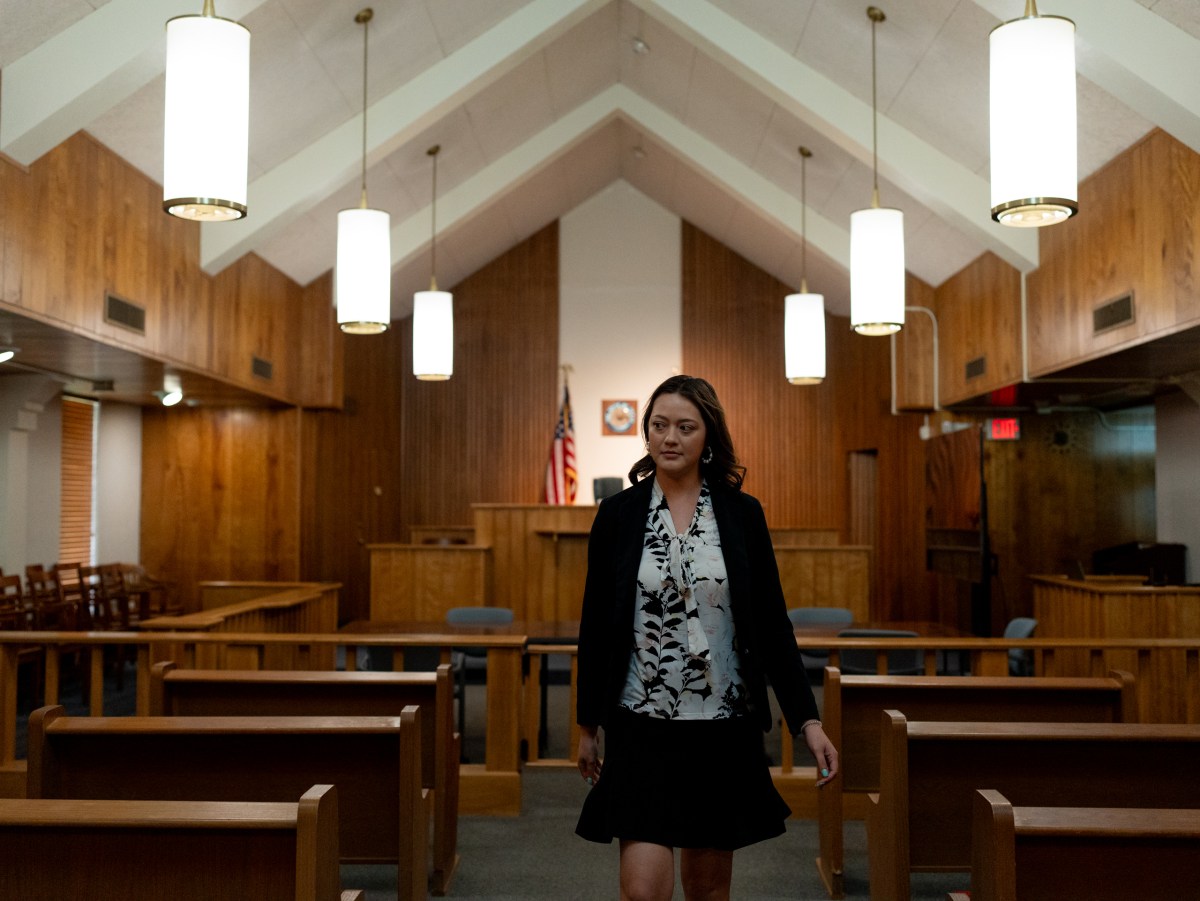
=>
[445,605,514,760]
[593,477,623,502]
[836,628,924,675]
[1003,616,1038,676]
[787,606,855,671]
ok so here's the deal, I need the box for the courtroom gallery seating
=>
[961,788,1200,901]
[867,712,1200,901]
[150,661,459,896]
[816,666,1135,899]
[0,784,363,901]
[27,704,429,901]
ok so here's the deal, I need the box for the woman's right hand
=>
[577,725,603,786]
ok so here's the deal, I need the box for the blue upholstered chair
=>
[787,606,855,671]
[1004,616,1038,676]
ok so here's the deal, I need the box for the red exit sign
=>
[986,417,1021,441]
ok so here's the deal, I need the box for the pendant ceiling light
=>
[989,0,1078,227]
[336,8,391,335]
[413,145,453,381]
[850,6,905,337]
[163,0,250,221]
[785,147,825,385]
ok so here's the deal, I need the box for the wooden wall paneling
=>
[300,326,407,623]
[0,155,29,305]
[680,222,843,530]
[936,253,1023,405]
[1027,129,1200,376]
[681,223,931,621]
[12,134,211,370]
[142,406,302,613]
[397,223,559,547]
[304,224,558,623]
[209,253,301,401]
[828,302,933,621]
[894,274,936,411]
[296,273,343,409]
[983,408,1156,627]
[18,136,104,330]
[925,426,983,630]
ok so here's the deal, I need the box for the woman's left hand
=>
[803,723,839,788]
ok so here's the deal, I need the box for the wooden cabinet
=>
[894,274,937,411]
[934,253,1023,406]
[210,254,302,402]
[0,132,339,408]
[1027,128,1200,376]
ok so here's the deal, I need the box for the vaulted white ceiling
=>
[3,0,1196,319]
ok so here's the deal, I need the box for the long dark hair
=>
[628,375,745,490]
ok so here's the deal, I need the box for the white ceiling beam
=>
[974,0,1200,155]
[633,0,1039,273]
[199,0,607,275]
[0,0,268,165]
[390,84,849,273]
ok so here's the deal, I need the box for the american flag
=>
[544,384,577,505]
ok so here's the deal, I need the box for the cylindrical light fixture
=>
[162,0,250,221]
[850,7,905,336]
[851,206,905,336]
[413,145,454,381]
[785,146,825,385]
[785,293,825,384]
[989,1,1078,227]
[337,208,391,334]
[412,289,454,380]
[336,8,390,335]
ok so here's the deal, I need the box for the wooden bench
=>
[0,784,363,900]
[27,706,428,901]
[867,714,1200,901]
[149,661,459,895]
[817,666,1135,898]
[964,789,1200,901]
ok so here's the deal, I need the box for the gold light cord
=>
[868,7,885,209]
[428,145,441,291]
[799,146,811,294]
[356,9,373,209]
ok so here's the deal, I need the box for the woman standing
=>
[576,375,838,900]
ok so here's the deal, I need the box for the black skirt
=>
[575,707,790,851]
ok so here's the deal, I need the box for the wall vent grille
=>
[1093,292,1135,335]
[251,356,273,380]
[965,356,987,380]
[104,294,145,334]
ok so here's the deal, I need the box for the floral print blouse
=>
[619,479,749,720]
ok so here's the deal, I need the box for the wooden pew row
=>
[868,714,1200,901]
[149,661,459,895]
[27,706,428,901]
[0,785,363,901]
[959,789,1200,901]
[816,667,1135,899]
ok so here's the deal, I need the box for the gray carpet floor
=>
[343,765,966,900]
[345,676,967,900]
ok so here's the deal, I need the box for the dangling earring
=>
[701,446,713,464]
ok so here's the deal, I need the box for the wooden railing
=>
[4,633,1199,811]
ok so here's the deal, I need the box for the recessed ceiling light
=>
[631,35,650,55]
[0,348,16,364]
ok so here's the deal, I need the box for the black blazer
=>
[575,476,820,734]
